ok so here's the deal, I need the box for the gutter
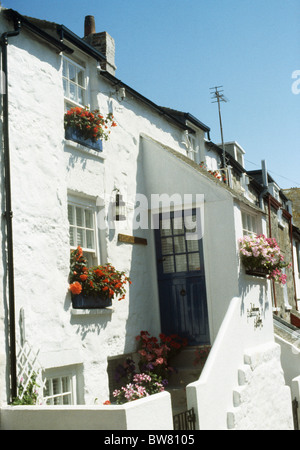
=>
[1,18,21,402]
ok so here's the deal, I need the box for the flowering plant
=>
[239,234,290,285]
[69,246,130,300]
[12,372,40,405]
[136,330,188,379]
[64,106,117,143]
[112,372,165,404]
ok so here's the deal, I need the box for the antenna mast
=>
[210,86,228,169]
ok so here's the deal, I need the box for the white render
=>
[0,8,298,430]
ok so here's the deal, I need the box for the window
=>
[188,133,197,162]
[68,196,98,266]
[63,56,86,107]
[242,211,258,236]
[44,375,74,405]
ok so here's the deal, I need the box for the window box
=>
[71,293,112,309]
[245,267,268,278]
[65,127,103,152]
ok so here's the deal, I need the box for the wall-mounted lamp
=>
[114,192,126,221]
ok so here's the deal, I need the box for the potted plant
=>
[239,234,291,285]
[64,106,117,151]
[69,246,131,309]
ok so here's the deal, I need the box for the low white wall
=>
[0,391,173,430]
[187,297,245,430]
[186,295,293,430]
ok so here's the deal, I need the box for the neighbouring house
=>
[0,8,299,430]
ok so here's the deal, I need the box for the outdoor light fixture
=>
[114,192,126,221]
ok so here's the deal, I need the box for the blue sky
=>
[3,0,300,188]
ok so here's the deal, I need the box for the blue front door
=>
[155,209,210,346]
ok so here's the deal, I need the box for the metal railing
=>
[292,398,299,430]
[173,408,196,430]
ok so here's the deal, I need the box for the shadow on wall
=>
[238,271,270,321]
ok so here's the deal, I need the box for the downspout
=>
[1,19,21,402]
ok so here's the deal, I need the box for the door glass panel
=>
[161,237,173,255]
[187,239,199,252]
[160,218,172,236]
[175,254,187,272]
[174,236,186,254]
[188,253,201,271]
[185,214,197,233]
[163,256,175,273]
[173,216,184,235]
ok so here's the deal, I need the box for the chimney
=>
[83,15,117,76]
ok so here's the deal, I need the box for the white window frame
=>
[63,55,88,109]
[68,195,100,266]
[43,367,77,405]
[241,209,260,236]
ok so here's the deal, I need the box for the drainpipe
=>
[1,19,21,402]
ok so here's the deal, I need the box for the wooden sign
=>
[118,234,147,246]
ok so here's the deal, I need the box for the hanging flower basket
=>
[64,106,117,150]
[69,246,131,309]
[239,234,291,286]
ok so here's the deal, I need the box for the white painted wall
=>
[0,391,173,430]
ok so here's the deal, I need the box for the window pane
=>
[63,78,68,97]
[187,239,199,252]
[86,230,94,249]
[163,256,175,273]
[85,210,93,229]
[69,82,77,101]
[174,236,186,254]
[161,237,173,255]
[63,59,68,78]
[78,87,84,105]
[173,216,184,235]
[69,63,76,82]
[77,69,85,87]
[185,214,197,233]
[76,207,84,227]
[76,228,84,246]
[188,253,201,271]
[68,205,74,224]
[69,226,75,246]
[175,254,187,272]
[160,218,172,236]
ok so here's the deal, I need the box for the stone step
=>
[167,367,202,387]
[169,346,211,368]
[166,386,187,413]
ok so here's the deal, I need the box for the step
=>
[166,386,187,413]
[167,367,202,387]
[169,346,211,368]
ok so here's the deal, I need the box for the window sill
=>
[64,138,106,160]
[71,307,114,316]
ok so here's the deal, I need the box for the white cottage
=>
[0,8,298,430]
